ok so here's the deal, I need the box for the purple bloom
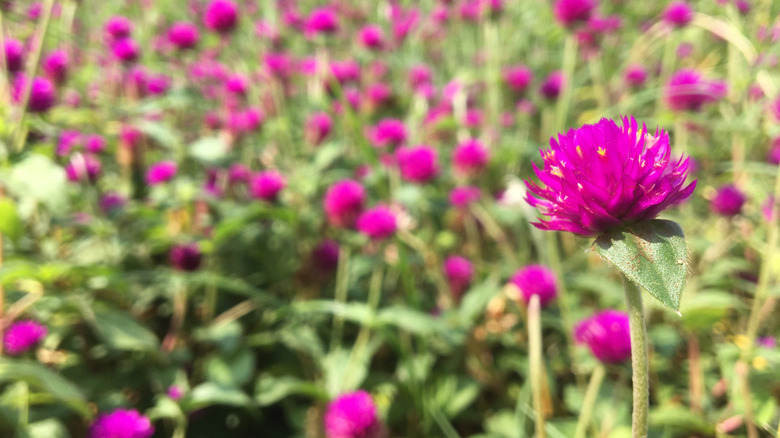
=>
[204,0,238,34]
[4,38,24,74]
[170,243,202,272]
[664,69,727,112]
[453,139,490,176]
[324,390,385,438]
[85,135,106,154]
[65,154,102,183]
[574,310,631,363]
[397,146,439,184]
[359,25,386,50]
[88,408,154,438]
[624,65,648,88]
[324,180,366,228]
[525,116,696,236]
[146,161,178,185]
[3,320,47,355]
[312,239,340,272]
[503,65,533,94]
[43,49,68,85]
[104,16,134,42]
[228,163,251,183]
[357,206,397,240]
[306,112,333,146]
[510,264,557,307]
[167,386,184,401]
[540,71,564,100]
[12,75,56,113]
[168,22,200,50]
[100,192,126,214]
[710,184,745,217]
[367,119,407,149]
[305,7,340,38]
[757,337,777,349]
[249,170,286,201]
[112,38,140,63]
[663,1,694,28]
[553,0,597,28]
[449,186,482,208]
[443,256,474,299]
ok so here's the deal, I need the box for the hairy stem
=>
[528,294,546,438]
[623,274,649,438]
[574,364,606,438]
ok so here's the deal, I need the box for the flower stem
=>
[528,294,546,438]
[555,35,577,132]
[342,263,383,392]
[574,364,606,438]
[330,245,351,352]
[623,274,649,438]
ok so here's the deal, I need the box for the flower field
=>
[0,0,779,437]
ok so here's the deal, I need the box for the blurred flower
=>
[4,38,24,74]
[57,130,82,156]
[453,139,490,176]
[264,52,294,80]
[330,60,361,85]
[306,112,333,146]
[12,75,56,113]
[767,137,780,164]
[540,71,564,100]
[449,186,482,208]
[146,161,178,185]
[121,125,143,150]
[359,25,386,50]
[104,15,134,42]
[663,1,694,28]
[88,409,154,438]
[85,135,106,154]
[112,38,140,63]
[408,64,432,90]
[357,206,397,240]
[367,83,393,108]
[146,74,171,96]
[225,73,249,96]
[734,0,750,14]
[312,239,340,272]
[367,119,407,149]
[170,243,202,271]
[444,256,474,299]
[167,386,184,401]
[624,64,648,88]
[676,42,693,59]
[574,310,631,363]
[43,49,69,85]
[168,22,200,50]
[228,163,251,183]
[525,116,695,235]
[397,146,439,184]
[459,0,483,22]
[757,337,777,348]
[305,7,339,38]
[664,69,727,112]
[324,390,385,438]
[3,320,47,355]
[65,153,102,184]
[249,170,286,201]
[391,5,420,42]
[503,65,533,94]
[100,192,126,214]
[762,196,775,222]
[553,0,597,28]
[510,264,557,307]
[324,180,366,228]
[710,184,745,217]
[204,0,239,34]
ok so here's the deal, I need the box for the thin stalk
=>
[470,203,517,266]
[588,57,608,110]
[162,281,187,353]
[528,294,546,438]
[574,364,606,438]
[688,334,703,413]
[342,264,383,392]
[546,233,577,376]
[674,118,688,156]
[0,189,4,356]
[555,35,577,132]
[623,274,649,438]
[330,245,351,352]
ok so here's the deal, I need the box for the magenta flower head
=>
[43,49,69,85]
[503,65,533,94]
[574,310,631,363]
[397,146,439,184]
[3,320,47,355]
[525,116,696,236]
[306,112,333,146]
[104,16,134,42]
[204,0,238,34]
[249,170,286,202]
[170,243,202,271]
[540,71,564,100]
[663,1,694,28]
[710,184,746,217]
[359,25,386,50]
[443,256,474,299]
[100,192,126,214]
[664,69,727,112]
[624,65,648,88]
[4,38,25,74]
[65,154,102,184]
[88,408,154,438]
[324,180,366,228]
[305,7,340,38]
[553,0,597,28]
[367,119,407,149]
[168,22,200,50]
[510,264,557,307]
[767,137,780,165]
[312,239,340,272]
[453,139,490,176]
[146,161,178,185]
[112,38,140,63]
[357,206,397,240]
[449,186,482,208]
[324,390,385,438]
[12,75,55,113]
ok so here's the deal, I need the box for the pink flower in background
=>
[146,74,171,96]
[324,180,366,228]
[449,186,482,208]
[767,137,780,164]
[170,243,203,271]
[553,0,597,28]
[249,170,286,201]
[540,71,564,100]
[65,154,102,183]
[146,161,178,185]
[305,7,339,38]
[324,391,385,438]
[367,83,393,108]
[43,49,69,85]
[225,73,249,96]
[100,192,126,214]
[408,64,432,89]
[168,22,200,50]
[397,146,439,183]
[167,386,184,401]
[664,69,727,112]
[264,52,294,80]
[312,239,340,272]
[359,25,386,50]
[228,164,251,183]
[4,38,24,74]
[525,116,695,235]
[575,310,631,363]
[444,256,474,299]
[88,409,154,438]
[663,1,694,28]
[710,184,745,217]
[3,320,47,355]
[510,264,558,307]
[104,15,134,42]
[453,139,490,176]
[204,0,238,34]
[357,206,397,240]
[367,119,407,149]
[306,112,333,146]
[330,60,361,85]
[112,38,140,63]
[624,64,648,88]
[85,135,106,154]
[503,65,533,94]
[12,75,56,113]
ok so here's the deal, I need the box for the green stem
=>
[546,233,577,378]
[555,35,577,132]
[528,294,546,438]
[623,274,649,438]
[330,246,351,352]
[341,263,383,392]
[574,364,606,438]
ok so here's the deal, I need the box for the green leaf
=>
[90,309,159,352]
[187,383,252,409]
[28,419,70,438]
[255,374,327,406]
[204,348,255,388]
[6,155,67,213]
[593,220,688,311]
[188,136,228,163]
[0,199,22,242]
[0,359,90,418]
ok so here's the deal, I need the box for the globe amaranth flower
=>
[4,38,24,74]
[112,38,140,63]
[664,69,727,112]
[767,137,780,165]
[170,243,202,272]
[3,320,47,355]
[449,186,482,208]
[397,145,439,184]
[88,409,154,438]
[100,192,126,214]
[43,49,69,85]
[710,184,745,217]
[624,64,648,88]
[663,1,694,28]
[65,154,102,184]
[146,161,177,185]
[104,15,134,42]
[510,264,557,307]
[324,390,386,438]
[453,139,490,176]
[553,0,597,28]
[443,256,474,299]
[357,206,397,240]
[525,116,696,236]
[12,75,56,113]
[503,65,533,94]
[540,71,564,100]
[358,25,386,50]
[204,0,239,34]
[574,310,631,363]
[367,118,407,149]
[305,7,339,38]
[324,180,366,228]
[249,170,286,201]
[306,112,333,146]
[168,22,200,50]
